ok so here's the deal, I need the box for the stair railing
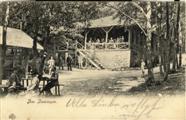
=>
[76,41,85,50]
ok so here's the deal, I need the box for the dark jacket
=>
[66,56,72,64]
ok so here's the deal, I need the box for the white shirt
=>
[48,59,55,67]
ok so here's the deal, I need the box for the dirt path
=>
[58,69,145,95]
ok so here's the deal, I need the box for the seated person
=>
[109,38,114,43]
[7,67,25,93]
[96,39,100,43]
[87,40,92,49]
[27,71,40,92]
[40,67,58,95]
[88,40,92,44]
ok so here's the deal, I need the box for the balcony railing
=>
[86,42,129,49]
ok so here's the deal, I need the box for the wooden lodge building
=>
[0,26,43,78]
[74,16,158,70]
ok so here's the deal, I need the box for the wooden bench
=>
[0,84,9,93]
[39,79,64,96]
[54,83,64,96]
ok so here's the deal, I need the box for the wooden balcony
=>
[86,42,129,50]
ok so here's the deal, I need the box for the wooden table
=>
[22,74,63,96]
[0,84,9,93]
[41,74,63,96]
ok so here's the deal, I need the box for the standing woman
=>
[47,56,55,75]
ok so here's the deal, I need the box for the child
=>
[141,59,145,77]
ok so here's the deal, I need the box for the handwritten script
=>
[26,95,163,120]
[66,95,162,120]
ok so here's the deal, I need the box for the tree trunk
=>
[43,26,50,51]
[0,2,9,84]
[32,3,40,57]
[164,2,170,81]
[0,47,3,84]
[146,2,154,82]
[172,20,177,72]
[176,3,181,67]
[179,46,182,67]
[158,3,164,75]
[33,38,38,55]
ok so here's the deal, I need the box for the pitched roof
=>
[88,16,124,28]
[0,26,43,50]
[75,15,135,29]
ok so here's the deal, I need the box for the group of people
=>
[87,36,125,44]
[6,66,58,96]
[86,37,126,49]
[6,51,73,96]
[57,53,73,71]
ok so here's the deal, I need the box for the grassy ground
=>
[129,69,185,95]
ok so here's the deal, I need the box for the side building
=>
[0,26,43,79]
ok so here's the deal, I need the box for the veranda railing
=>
[86,42,129,49]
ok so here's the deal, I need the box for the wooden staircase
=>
[76,41,104,70]
[77,49,105,70]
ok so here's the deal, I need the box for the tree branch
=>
[106,3,147,36]
[130,2,148,20]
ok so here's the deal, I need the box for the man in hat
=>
[58,54,64,70]
[66,54,73,71]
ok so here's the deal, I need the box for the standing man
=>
[39,51,47,75]
[58,54,64,70]
[66,54,73,71]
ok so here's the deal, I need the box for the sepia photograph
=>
[0,1,185,120]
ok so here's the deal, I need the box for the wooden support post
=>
[84,32,89,50]
[101,26,114,43]
[22,79,24,87]
[128,30,131,49]
[57,85,60,96]
[105,31,109,43]
[101,26,114,49]
[0,46,3,84]
[105,31,109,49]
[26,79,29,86]
[55,85,57,95]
